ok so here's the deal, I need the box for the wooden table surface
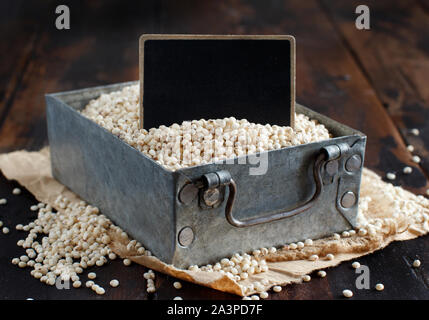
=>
[0,0,428,300]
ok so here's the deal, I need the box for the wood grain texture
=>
[320,0,429,180]
[0,0,428,300]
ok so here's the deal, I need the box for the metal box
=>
[46,81,366,268]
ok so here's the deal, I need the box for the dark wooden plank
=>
[0,0,160,151]
[320,0,429,181]
[0,0,428,300]
[0,2,42,132]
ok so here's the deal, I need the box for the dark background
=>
[0,0,428,299]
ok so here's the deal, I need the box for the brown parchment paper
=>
[1,148,428,297]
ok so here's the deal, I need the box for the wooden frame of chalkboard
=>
[139,34,296,130]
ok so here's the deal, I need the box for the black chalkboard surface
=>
[139,35,295,130]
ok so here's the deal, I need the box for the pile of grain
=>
[81,84,331,171]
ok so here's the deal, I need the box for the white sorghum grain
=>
[333,233,341,240]
[108,253,117,260]
[410,128,420,136]
[110,279,119,287]
[12,188,21,195]
[12,258,19,265]
[86,281,94,288]
[81,85,331,172]
[15,224,23,230]
[407,145,415,152]
[317,270,327,278]
[188,265,199,272]
[302,275,311,282]
[341,231,350,238]
[412,155,421,163]
[358,228,367,236]
[242,296,251,300]
[147,286,156,293]
[0,198,7,205]
[352,262,361,269]
[2,227,9,234]
[173,296,183,300]
[273,286,282,293]
[304,239,313,246]
[412,259,421,268]
[144,272,155,280]
[199,253,268,278]
[8,195,129,290]
[259,291,269,299]
[326,254,335,260]
[123,258,131,266]
[95,286,105,295]
[250,295,260,300]
[173,281,182,289]
[386,172,396,180]
[30,205,38,211]
[289,243,298,250]
[403,166,412,174]
[88,272,96,280]
[349,230,356,236]
[0,221,3,227]
[297,242,305,249]
[73,281,81,288]
[375,283,384,291]
[309,255,319,261]
[342,289,353,298]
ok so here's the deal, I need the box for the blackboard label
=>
[139,34,295,129]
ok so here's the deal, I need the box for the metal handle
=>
[224,152,327,227]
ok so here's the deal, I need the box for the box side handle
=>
[204,144,347,228]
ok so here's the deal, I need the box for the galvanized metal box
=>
[46,81,366,268]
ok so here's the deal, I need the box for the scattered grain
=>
[342,289,353,298]
[317,270,327,278]
[273,286,282,293]
[412,259,421,268]
[110,279,119,287]
[386,172,396,180]
[375,283,384,291]
[302,275,311,282]
[403,166,412,174]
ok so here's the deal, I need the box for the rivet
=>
[345,155,362,172]
[341,191,356,208]
[178,227,194,247]
[203,188,221,207]
[178,183,198,205]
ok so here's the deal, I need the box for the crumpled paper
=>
[1,148,428,296]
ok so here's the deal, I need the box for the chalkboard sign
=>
[139,35,295,130]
